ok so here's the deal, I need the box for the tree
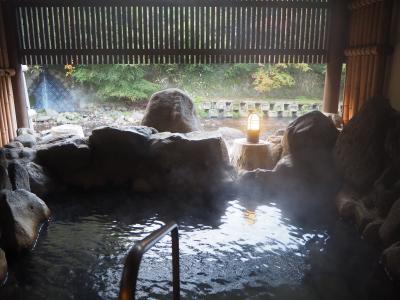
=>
[71,65,160,102]
[252,64,295,94]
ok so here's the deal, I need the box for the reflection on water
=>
[0,191,398,300]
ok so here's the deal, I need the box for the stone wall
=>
[334,97,400,280]
[199,100,323,119]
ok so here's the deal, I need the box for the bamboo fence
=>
[0,2,17,147]
[343,0,394,122]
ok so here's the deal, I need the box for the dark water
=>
[0,190,398,300]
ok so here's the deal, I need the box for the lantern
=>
[247,113,260,143]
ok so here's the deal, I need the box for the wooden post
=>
[2,0,29,129]
[323,0,349,114]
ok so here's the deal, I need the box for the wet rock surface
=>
[331,98,400,282]
[323,112,344,129]
[4,141,24,149]
[14,134,37,148]
[35,136,91,177]
[282,111,339,183]
[87,126,156,187]
[372,167,400,218]
[334,97,394,193]
[31,126,234,193]
[0,189,50,253]
[380,198,400,246]
[147,131,234,193]
[17,128,35,136]
[142,88,201,133]
[282,111,339,159]
[362,220,383,244]
[0,166,11,190]
[0,249,6,284]
[382,241,400,280]
[25,162,53,198]
[1,98,399,287]
[7,161,30,191]
[335,186,359,221]
[239,111,340,204]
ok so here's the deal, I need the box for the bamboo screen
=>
[13,0,329,65]
[0,3,17,146]
[342,0,393,122]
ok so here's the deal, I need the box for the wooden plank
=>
[174,6,179,62]
[11,0,330,64]
[16,7,26,50]
[160,6,164,50]
[190,6,195,51]
[1,77,13,139]
[15,0,330,9]
[262,6,267,51]
[20,48,327,56]
[143,6,148,50]
[138,5,143,49]
[0,81,10,145]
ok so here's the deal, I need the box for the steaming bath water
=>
[0,191,398,300]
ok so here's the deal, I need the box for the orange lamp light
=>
[247,113,260,143]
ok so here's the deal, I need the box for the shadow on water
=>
[1,188,399,300]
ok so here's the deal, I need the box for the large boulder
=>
[0,166,11,190]
[282,111,339,163]
[141,88,201,133]
[334,97,394,193]
[14,133,36,148]
[282,111,339,183]
[0,189,50,253]
[50,124,84,138]
[88,126,156,186]
[362,220,383,244]
[371,167,400,217]
[4,141,24,149]
[143,131,234,193]
[7,161,30,191]
[237,155,303,197]
[385,112,400,168]
[17,127,35,136]
[323,112,344,129]
[335,186,359,220]
[1,147,20,160]
[0,149,7,169]
[35,136,91,178]
[382,241,400,280]
[20,147,36,161]
[25,162,53,198]
[0,248,6,283]
[335,186,376,231]
[379,198,400,245]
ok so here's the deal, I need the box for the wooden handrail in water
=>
[119,222,180,300]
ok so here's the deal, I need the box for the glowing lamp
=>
[247,113,260,143]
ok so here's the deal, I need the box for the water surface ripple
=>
[0,191,397,300]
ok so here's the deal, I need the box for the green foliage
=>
[72,65,160,101]
[252,65,295,94]
[69,63,328,102]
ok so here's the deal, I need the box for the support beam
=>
[2,0,29,128]
[323,0,349,114]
